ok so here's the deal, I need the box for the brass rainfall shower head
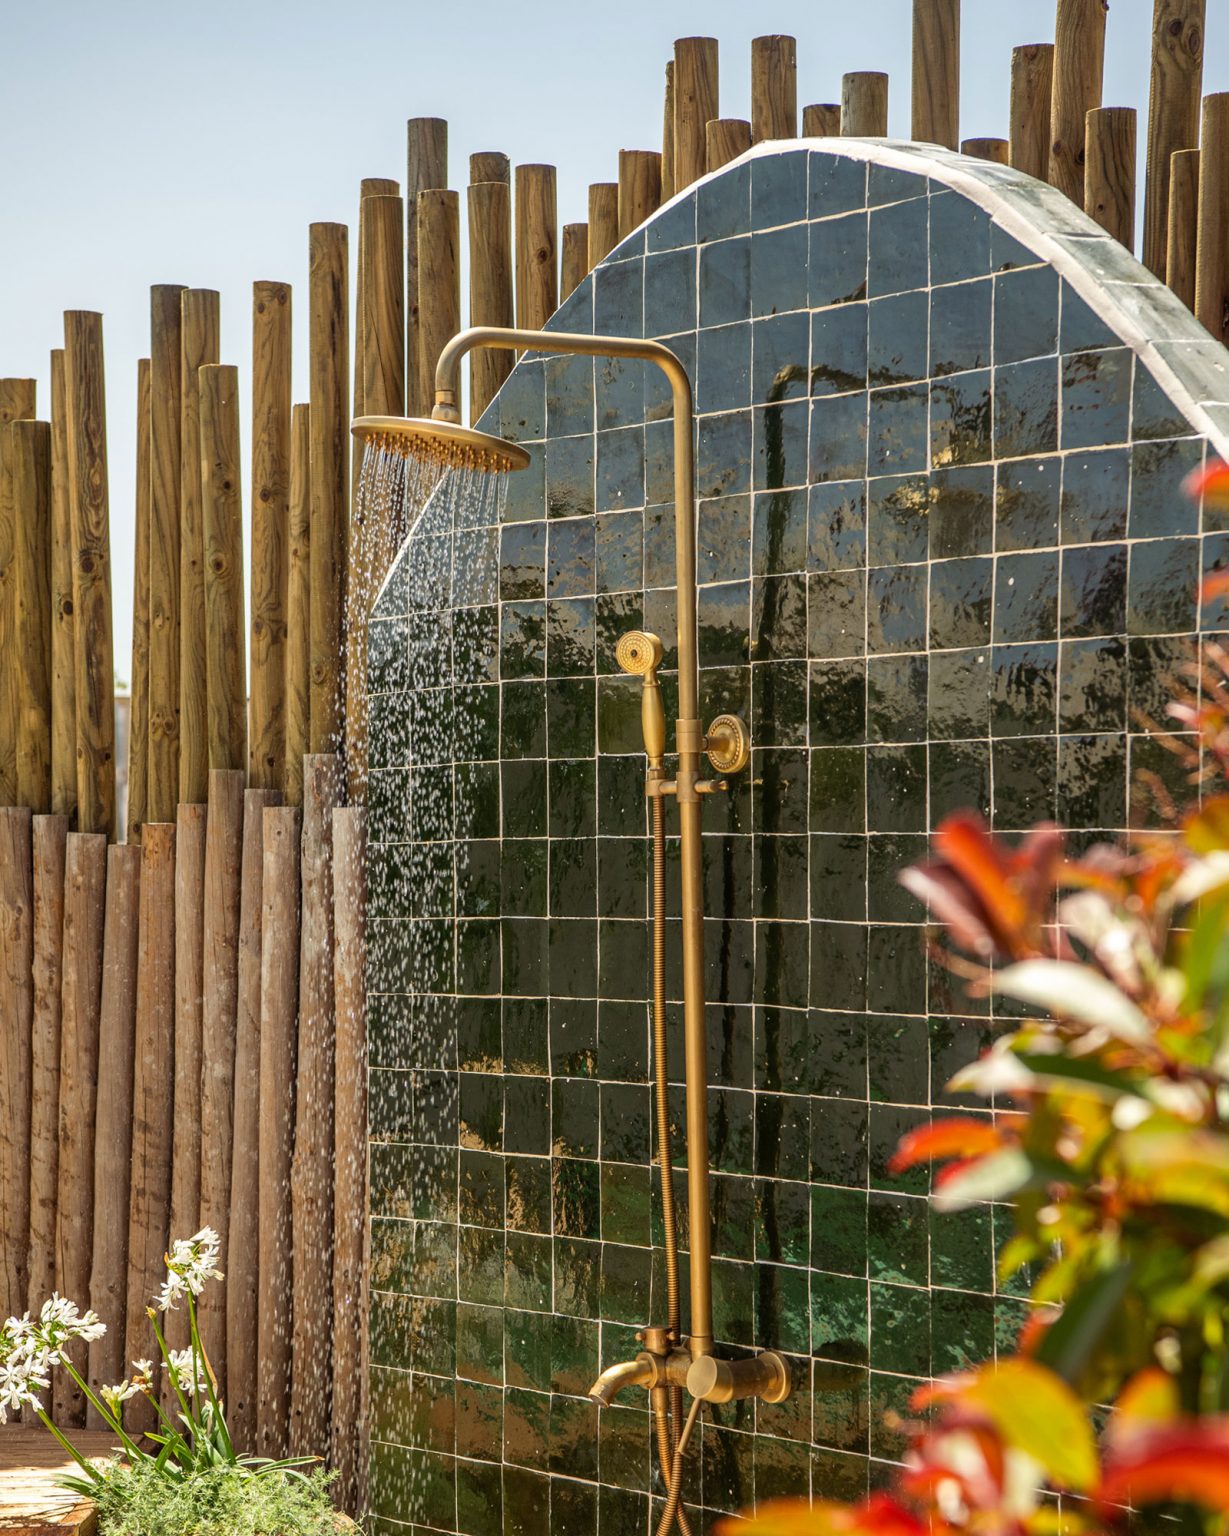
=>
[351,414,531,473]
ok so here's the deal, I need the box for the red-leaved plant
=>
[726,463,1229,1536]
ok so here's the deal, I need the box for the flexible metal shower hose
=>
[651,790,695,1536]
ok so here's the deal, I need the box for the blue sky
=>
[4,0,1228,671]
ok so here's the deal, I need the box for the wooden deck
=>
[0,1425,118,1534]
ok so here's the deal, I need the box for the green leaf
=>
[969,1358,1099,1492]
[1014,1051,1149,1101]
[1035,1259,1133,1385]
[991,960,1152,1043]
[1181,889,1229,1013]
[933,1147,1035,1211]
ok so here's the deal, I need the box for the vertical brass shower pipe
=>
[432,325,717,1352]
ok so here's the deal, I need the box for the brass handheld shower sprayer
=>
[354,325,791,1536]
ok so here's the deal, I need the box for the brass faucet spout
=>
[588,1354,657,1407]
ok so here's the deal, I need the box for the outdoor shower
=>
[354,324,792,1536]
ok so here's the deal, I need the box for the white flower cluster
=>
[0,1298,105,1424]
[156,1227,224,1313]
[167,1347,210,1397]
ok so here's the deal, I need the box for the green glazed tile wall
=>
[365,141,1229,1534]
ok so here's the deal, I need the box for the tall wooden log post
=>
[0,810,34,1323]
[803,104,842,137]
[416,189,460,416]
[178,289,221,807]
[561,225,589,301]
[54,829,106,1424]
[63,311,115,840]
[125,819,175,1435]
[1086,107,1138,249]
[290,756,342,1456]
[200,365,247,773]
[1049,0,1108,206]
[12,420,52,812]
[675,37,719,191]
[912,0,960,148]
[662,59,676,202]
[147,286,184,826]
[308,224,349,755]
[516,166,558,330]
[1196,93,1229,345]
[1168,146,1200,308]
[227,784,281,1453]
[588,184,620,270]
[469,178,514,420]
[286,405,311,808]
[751,34,797,142]
[347,193,404,800]
[127,358,151,843]
[617,152,662,243]
[28,814,67,1313]
[707,120,753,174]
[1142,0,1206,280]
[0,380,35,422]
[257,803,301,1457]
[407,117,448,418]
[0,428,17,806]
[250,282,291,794]
[49,351,76,824]
[197,768,245,1397]
[168,800,206,1352]
[85,840,140,1421]
[842,73,890,136]
[1011,44,1056,180]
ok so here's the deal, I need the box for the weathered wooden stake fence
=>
[0,3,1223,1518]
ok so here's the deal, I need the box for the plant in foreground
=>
[0,1227,339,1535]
[727,481,1229,1536]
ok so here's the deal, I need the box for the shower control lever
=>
[686,1350,793,1405]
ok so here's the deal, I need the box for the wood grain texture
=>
[1049,0,1108,204]
[308,224,348,755]
[49,351,76,825]
[200,364,246,772]
[0,810,34,1323]
[515,167,558,330]
[587,184,619,270]
[675,37,719,190]
[468,180,514,421]
[63,312,116,839]
[11,420,52,811]
[0,1424,116,1533]
[1143,0,1206,279]
[912,0,960,148]
[226,785,280,1454]
[842,73,889,137]
[0,426,17,805]
[469,151,509,184]
[285,404,310,808]
[290,754,341,1456]
[0,380,35,423]
[125,820,175,1435]
[197,768,245,1399]
[561,223,589,301]
[752,34,797,142]
[85,841,140,1421]
[661,58,676,202]
[168,800,206,1347]
[28,815,67,1313]
[330,805,367,1511]
[617,151,661,242]
[257,804,301,1458]
[706,118,752,174]
[962,137,1011,164]
[177,289,221,806]
[1011,43,1056,182]
[1168,146,1200,308]
[146,287,184,825]
[249,282,291,795]
[54,830,106,1425]
[1196,93,1229,343]
[126,358,150,842]
[803,103,842,137]
[406,117,448,417]
[1086,106,1137,248]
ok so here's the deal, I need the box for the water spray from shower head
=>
[351,414,530,473]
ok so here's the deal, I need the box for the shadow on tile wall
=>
[365,143,1229,1534]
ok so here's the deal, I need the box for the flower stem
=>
[35,1409,104,1484]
